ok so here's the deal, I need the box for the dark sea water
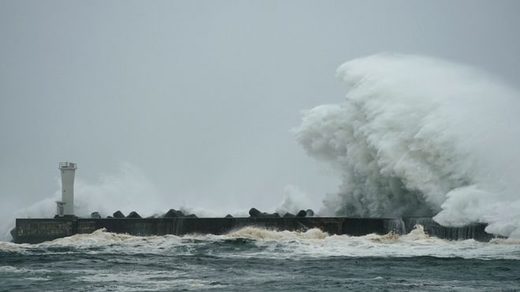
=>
[1,227,520,291]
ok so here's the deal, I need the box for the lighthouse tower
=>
[56,162,77,217]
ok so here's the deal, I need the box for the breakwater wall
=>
[13,217,493,244]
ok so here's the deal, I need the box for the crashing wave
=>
[295,54,520,238]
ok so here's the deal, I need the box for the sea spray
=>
[275,185,316,216]
[295,54,520,238]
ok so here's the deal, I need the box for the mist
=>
[1,1,520,240]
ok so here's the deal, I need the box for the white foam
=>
[0,241,27,253]
[224,226,328,241]
[77,270,226,291]
[3,226,518,260]
[0,265,51,274]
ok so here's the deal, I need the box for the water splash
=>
[295,54,520,238]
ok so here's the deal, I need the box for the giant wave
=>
[295,54,520,238]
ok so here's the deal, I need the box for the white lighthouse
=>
[56,162,77,217]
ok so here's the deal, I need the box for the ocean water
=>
[3,54,520,291]
[1,227,520,291]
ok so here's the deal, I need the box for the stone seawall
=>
[13,217,493,244]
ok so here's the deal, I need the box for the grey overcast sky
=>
[1,1,520,218]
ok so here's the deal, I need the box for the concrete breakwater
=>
[11,163,496,243]
[13,216,493,244]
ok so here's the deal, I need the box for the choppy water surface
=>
[1,227,520,291]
